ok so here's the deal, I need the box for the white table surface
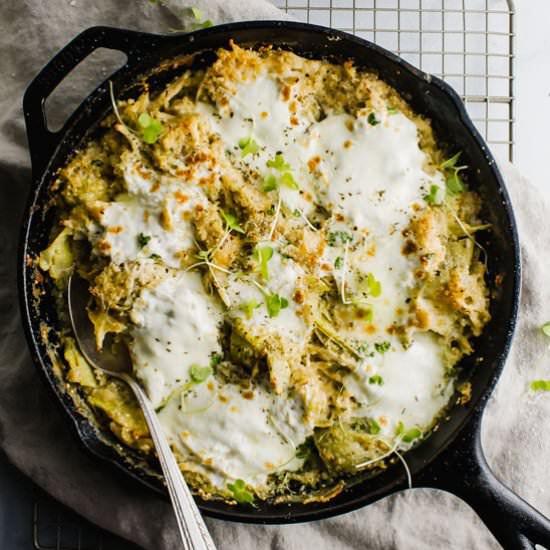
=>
[514,0,550,199]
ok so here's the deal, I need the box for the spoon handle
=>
[122,374,217,550]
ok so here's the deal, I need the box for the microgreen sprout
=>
[191,6,203,20]
[368,112,380,126]
[387,106,399,115]
[189,363,213,384]
[239,299,262,319]
[374,341,391,354]
[137,233,151,248]
[222,211,245,234]
[334,256,343,269]
[367,418,381,435]
[531,380,550,392]
[424,184,445,205]
[266,153,291,172]
[254,246,274,280]
[327,231,353,247]
[366,272,382,298]
[402,427,422,443]
[440,152,467,195]
[250,280,289,318]
[368,374,384,385]
[238,136,260,158]
[189,6,214,30]
[541,321,550,337]
[138,112,164,144]
[227,479,255,504]
[210,353,223,367]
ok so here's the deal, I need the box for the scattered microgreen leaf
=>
[402,427,422,443]
[280,171,299,190]
[137,112,164,144]
[374,341,391,355]
[198,19,214,29]
[440,152,462,170]
[266,153,291,172]
[91,159,103,167]
[395,420,405,436]
[210,353,223,367]
[334,256,343,269]
[189,364,213,384]
[149,253,161,260]
[265,293,289,318]
[191,6,203,20]
[293,209,301,218]
[327,231,353,247]
[424,184,444,205]
[387,106,399,115]
[239,299,261,319]
[266,205,275,216]
[368,374,384,385]
[357,342,375,357]
[440,152,468,196]
[222,211,245,234]
[254,246,274,280]
[227,479,255,504]
[367,272,382,297]
[446,172,466,195]
[262,174,278,192]
[238,136,260,158]
[368,112,380,126]
[531,380,550,392]
[541,321,550,337]
[367,418,381,435]
[137,233,151,248]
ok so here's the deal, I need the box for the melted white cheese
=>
[159,379,308,490]
[128,272,223,408]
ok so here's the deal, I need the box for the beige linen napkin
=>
[0,1,549,549]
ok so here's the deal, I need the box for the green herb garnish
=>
[189,364,213,384]
[254,246,274,280]
[367,418,381,435]
[293,209,301,218]
[222,211,245,234]
[262,174,278,192]
[424,184,444,205]
[265,293,289,318]
[239,299,261,319]
[137,233,151,248]
[280,171,299,190]
[149,253,161,260]
[227,479,255,504]
[334,256,343,269]
[440,152,467,196]
[541,321,550,337]
[374,341,391,355]
[368,112,380,126]
[266,153,291,172]
[210,353,223,367]
[395,421,405,436]
[238,136,260,158]
[402,427,422,443]
[368,374,384,385]
[327,231,353,247]
[531,380,550,392]
[191,6,203,20]
[137,112,164,144]
[367,272,382,297]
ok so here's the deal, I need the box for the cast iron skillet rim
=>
[18,21,521,524]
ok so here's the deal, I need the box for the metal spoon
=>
[68,274,217,550]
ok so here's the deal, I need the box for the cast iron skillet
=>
[18,21,550,549]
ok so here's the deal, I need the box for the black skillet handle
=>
[416,411,550,549]
[23,26,161,178]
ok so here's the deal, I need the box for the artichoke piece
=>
[38,227,73,282]
[314,419,391,474]
[88,380,149,441]
[63,337,97,388]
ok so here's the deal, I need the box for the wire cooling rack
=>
[30,2,515,549]
[272,0,515,161]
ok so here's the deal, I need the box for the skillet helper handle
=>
[417,416,550,549]
[23,26,159,178]
[122,374,217,550]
